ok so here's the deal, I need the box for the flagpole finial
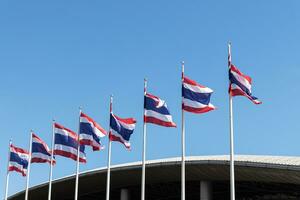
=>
[181,61,185,78]
[110,95,113,113]
[110,94,113,103]
[144,78,147,94]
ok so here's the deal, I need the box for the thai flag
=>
[9,144,29,176]
[109,113,136,149]
[79,112,107,151]
[31,133,55,165]
[54,123,86,163]
[229,64,262,104]
[144,93,176,127]
[182,76,216,114]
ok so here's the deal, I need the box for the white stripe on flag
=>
[80,117,90,123]
[182,97,215,109]
[54,144,77,155]
[183,82,213,94]
[31,152,51,161]
[79,133,94,141]
[55,128,77,140]
[116,119,135,130]
[54,144,85,158]
[145,110,174,123]
[93,127,106,138]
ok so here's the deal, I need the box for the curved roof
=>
[9,155,300,200]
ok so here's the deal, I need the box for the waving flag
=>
[229,64,262,104]
[54,123,86,163]
[182,76,216,114]
[9,144,29,176]
[228,45,261,105]
[109,114,136,149]
[31,133,55,165]
[144,93,176,127]
[79,112,106,151]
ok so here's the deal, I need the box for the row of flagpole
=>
[4,42,261,200]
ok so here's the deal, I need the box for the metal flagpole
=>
[48,120,55,200]
[75,108,82,200]
[106,95,113,200]
[228,42,235,200]
[4,140,12,200]
[141,78,147,200]
[25,131,33,200]
[181,61,185,200]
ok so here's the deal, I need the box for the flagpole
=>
[25,131,33,200]
[228,42,235,200]
[75,108,82,200]
[4,140,12,200]
[141,78,147,200]
[181,61,185,200]
[106,95,113,200]
[48,120,55,200]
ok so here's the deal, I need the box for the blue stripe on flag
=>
[10,152,28,168]
[32,143,51,156]
[110,114,133,141]
[80,122,100,143]
[55,134,78,149]
[79,145,85,153]
[229,72,251,96]
[144,96,171,115]
[182,86,211,105]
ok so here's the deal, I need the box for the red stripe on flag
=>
[53,150,86,163]
[109,133,131,150]
[144,116,176,127]
[183,76,206,88]
[80,139,101,151]
[182,104,215,114]
[54,123,78,139]
[10,145,29,154]
[31,157,56,165]
[113,114,136,124]
[230,88,262,105]
[8,166,26,177]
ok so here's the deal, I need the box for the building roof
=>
[9,155,300,200]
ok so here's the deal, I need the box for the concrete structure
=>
[8,155,300,200]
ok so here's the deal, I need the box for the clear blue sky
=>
[1,0,300,197]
